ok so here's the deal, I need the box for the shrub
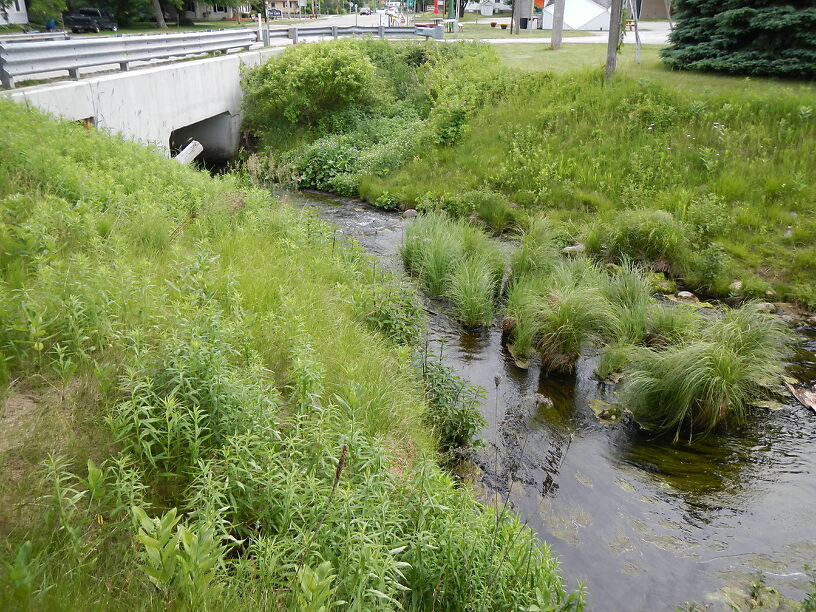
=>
[242,41,378,129]
[422,359,486,457]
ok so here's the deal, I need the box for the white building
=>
[1,0,29,25]
[183,2,254,21]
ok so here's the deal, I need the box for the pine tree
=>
[661,0,816,79]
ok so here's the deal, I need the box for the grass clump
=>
[621,303,791,439]
[585,209,693,277]
[447,255,499,328]
[403,212,505,326]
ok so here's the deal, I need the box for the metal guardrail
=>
[274,24,442,44]
[0,30,69,43]
[0,23,443,89]
[0,28,259,88]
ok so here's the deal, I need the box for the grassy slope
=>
[0,100,575,609]
[362,44,816,304]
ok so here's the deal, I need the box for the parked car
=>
[64,8,118,33]
[359,7,371,14]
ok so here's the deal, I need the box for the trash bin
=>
[519,17,528,29]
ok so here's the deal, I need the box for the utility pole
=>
[605,0,623,80]
[550,0,564,49]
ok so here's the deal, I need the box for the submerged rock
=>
[589,399,626,425]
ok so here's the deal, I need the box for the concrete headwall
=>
[2,47,282,157]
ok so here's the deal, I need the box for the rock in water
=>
[401,209,417,218]
[676,291,699,303]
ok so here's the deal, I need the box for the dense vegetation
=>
[0,98,583,610]
[242,40,807,439]
[244,40,816,309]
[661,0,816,78]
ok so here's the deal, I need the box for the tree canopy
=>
[661,0,816,79]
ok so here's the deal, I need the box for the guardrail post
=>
[119,61,130,72]
[331,25,338,39]
[68,67,80,79]
[289,27,299,44]
[0,69,13,89]
[378,25,385,39]
[262,24,270,45]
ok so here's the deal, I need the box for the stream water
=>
[285,189,816,611]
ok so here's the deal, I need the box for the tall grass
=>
[447,255,499,328]
[0,99,579,610]
[402,212,505,327]
[364,66,816,306]
[622,304,790,439]
[537,285,620,373]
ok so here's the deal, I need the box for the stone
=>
[401,209,417,218]
[755,302,776,314]
[561,243,585,255]
[676,291,699,303]
[764,289,776,298]
[729,280,743,293]
[533,393,554,408]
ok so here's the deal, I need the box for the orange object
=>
[433,0,439,14]
[533,0,545,8]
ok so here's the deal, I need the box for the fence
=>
[0,28,259,88]
[0,23,443,89]
[0,31,69,43]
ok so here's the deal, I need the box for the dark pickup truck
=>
[64,8,118,33]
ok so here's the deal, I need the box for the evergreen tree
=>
[661,0,816,79]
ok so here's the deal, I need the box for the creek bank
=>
[287,188,816,611]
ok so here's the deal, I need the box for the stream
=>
[284,189,816,611]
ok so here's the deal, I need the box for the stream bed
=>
[285,189,816,611]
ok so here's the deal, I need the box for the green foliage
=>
[242,41,378,128]
[447,255,499,328]
[0,98,578,610]
[133,506,225,609]
[402,212,505,326]
[422,359,486,458]
[349,279,424,346]
[662,1,816,78]
[622,303,791,439]
[537,285,619,373]
[585,209,693,277]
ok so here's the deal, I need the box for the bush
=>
[242,41,378,129]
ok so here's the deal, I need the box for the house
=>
[183,2,253,21]
[183,0,303,20]
[0,0,29,25]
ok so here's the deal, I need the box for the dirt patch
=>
[0,391,45,454]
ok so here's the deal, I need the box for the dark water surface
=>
[286,190,816,611]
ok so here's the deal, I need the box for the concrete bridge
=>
[1,47,281,159]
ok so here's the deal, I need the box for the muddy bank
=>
[285,189,816,611]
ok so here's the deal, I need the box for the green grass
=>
[622,304,791,440]
[0,99,579,610]
[363,45,816,305]
[447,255,498,328]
